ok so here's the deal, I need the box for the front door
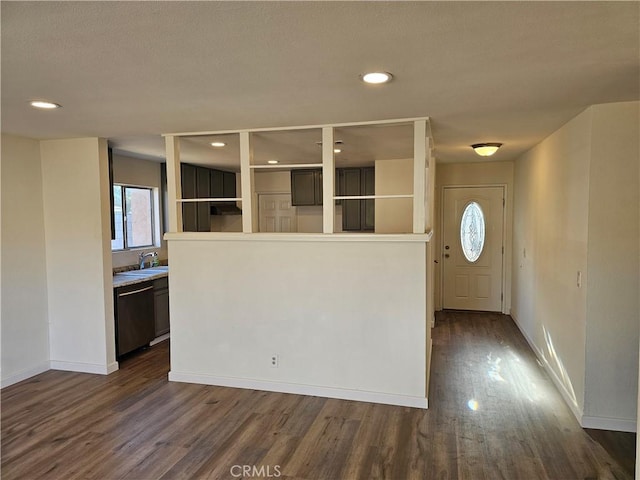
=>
[259,194,297,232]
[442,186,504,311]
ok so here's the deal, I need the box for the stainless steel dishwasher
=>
[114,281,156,358]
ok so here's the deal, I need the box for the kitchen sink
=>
[120,266,169,276]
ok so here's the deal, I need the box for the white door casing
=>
[442,186,504,311]
[259,194,297,232]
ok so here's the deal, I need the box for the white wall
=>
[435,161,514,312]
[254,170,290,193]
[512,101,639,431]
[41,138,117,374]
[167,235,428,407]
[375,158,413,234]
[583,102,639,426]
[111,154,167,268]
[512,110,591,418]
[1,135,50,386]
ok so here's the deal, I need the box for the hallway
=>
[1,311,633,479]
[430,310,634,479]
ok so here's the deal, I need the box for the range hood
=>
[210,204,242,215]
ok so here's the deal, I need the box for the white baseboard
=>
[582,415,637,433]
[51,360,119,375]
[150,333,170,346]
[426,337,433,398]
[169,371,428,409]
[1,362,50,388]
[511,315,638,433]
[510,313,584,424]
[106,361,119,374]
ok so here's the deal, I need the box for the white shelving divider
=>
[163,116,433,236]
[413,119,427,234]
[322,126,335,234]
[239,131,254,233]
[165,135,183,233]
[249,163,323,170]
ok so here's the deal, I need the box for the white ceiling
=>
[2,2,638,164]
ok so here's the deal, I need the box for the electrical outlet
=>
[270,354,279,368]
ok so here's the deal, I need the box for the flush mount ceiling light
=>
[361,72,393,84]
[210,141,226,147]
[334,148,342,154]
[471,143,503,157]
[30,100,61,109]
[267,160,279,164]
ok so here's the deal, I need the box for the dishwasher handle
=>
[118,285,154,297]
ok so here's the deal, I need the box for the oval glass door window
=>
[460,202,485,262]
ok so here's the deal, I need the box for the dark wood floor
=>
[1,311,634,479]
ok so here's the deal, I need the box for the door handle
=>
[118,285,154,297]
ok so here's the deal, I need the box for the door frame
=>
[439,184,509,314]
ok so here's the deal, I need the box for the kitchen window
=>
[111,185,155,251]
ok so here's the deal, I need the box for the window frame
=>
[111,184,156,251]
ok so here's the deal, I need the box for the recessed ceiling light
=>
[471,143,503,157]
[267,160,279,164]
[334,149,342,153]
[30,100,61,109]
[210,142,226,147]
[361,72,393,84]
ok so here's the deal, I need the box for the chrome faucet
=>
[138,251,158,269]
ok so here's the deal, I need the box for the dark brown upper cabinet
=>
[340,167,375,232]
[291,169,323,206]
[181,163,237,232]
[223,171,236,198]
[196,167,211,232]
[181,164,198,232]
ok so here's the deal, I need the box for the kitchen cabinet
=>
[291,169,322,206]
[210,169,224,198]
[181,163,237,231]
[181,164,198,232]
[196,167,211,232]
[211,169,236,199]
[153,277,170,337]
[341,167,375,231]
[290,167,374,230]
[223,170,236,198]
[114,281,156,358]
[362,167,375,230]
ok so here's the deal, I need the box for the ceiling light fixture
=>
[210,142,226,147]
[471,143,502,157]
[361,72,393,84]
[334,149,342,154]
[30,100,61,109]
[267,160,279,164]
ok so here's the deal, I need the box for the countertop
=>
[112,267,169,288]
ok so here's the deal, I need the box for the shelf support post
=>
[413,120,427,233]
[165,135,183,232]
[240,131,255,233]
[322,127,335,233]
